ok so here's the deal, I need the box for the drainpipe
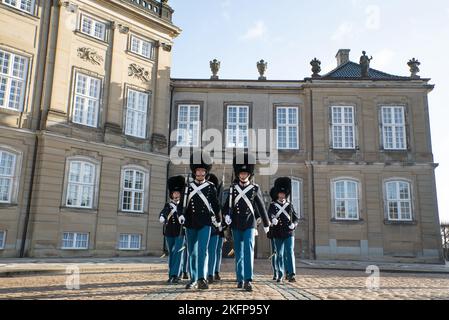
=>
[309,88,317,260]
[20,1,54,257]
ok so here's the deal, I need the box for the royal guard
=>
[177,151,221,290]
[268,177,300,283]
[206,173,223,284]
[268,187,279,281]
[159,175,185,284]
[223,152,270,291]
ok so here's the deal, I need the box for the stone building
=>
[0,0,443,263]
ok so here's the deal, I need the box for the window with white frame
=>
[277,107,299,149]
[0,150,16,203]
[2,0,35,14]
[72,72,101,127]
[385,180,412,221]
[121,168,145,213]
[125,89,149,138]
[381,106,406,150]
[0,49,28,111]
[291,179,301,218]
[331,106,355,149]
[62,232,89,249]
[226,105,249,148]
[176,104,200,147]
[80,14,107,41]
[130,35,154,59]
[119,234,141,250]
[333,179,359,220]
[0,230,5,249]
[66,160,95,208]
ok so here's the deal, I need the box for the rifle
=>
[178,167,189,238]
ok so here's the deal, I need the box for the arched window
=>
[385,180,412,221]
[65,158,97,209]
[332,179,359,220]
[0,149,17,203]
[121,167,147,213]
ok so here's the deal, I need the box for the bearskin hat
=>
[167,175,186,197]
[233,151,256,177]
[190,151,213,173]
[273,177,292,198]
[208,173,220,187]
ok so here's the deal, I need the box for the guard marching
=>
[177,151,221,290]
[268,177,300,283]
[159,175,186,284]
[223,152,270,291]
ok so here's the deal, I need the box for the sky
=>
[168,0,449,223]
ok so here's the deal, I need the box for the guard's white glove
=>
[263,226,270,234]
[159,216,165,224]
[178,215,185,225]
[218,225,223,232]
[225,215,232,225]
[289,223,296,230]
[211,216,220,228]
[272,218,278,226]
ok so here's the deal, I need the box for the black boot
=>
[182,272,189,279]
[237,281,243,289]
[214,272,221,281]
[288,274,296,282]
[243,281,253,292]
[185,281,197,289]
[207,275,214,284]
[198,278,209,290]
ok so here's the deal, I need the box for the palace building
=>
[0,0,443,263]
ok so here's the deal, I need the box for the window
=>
[381,106,406,150]
[80,14,107,41]
[62,232,89,249]
[385,181,412,221]
[176,104,200,147]
[125,89,149,138]
[0,150,16,203]
[122,169,145,213]
[0,49,28,111]
[331,106,355,149]
[119,234,141,250]
[277,107,299,149]
[226,105,249,148]
[0,230,5,249]
[130,35,154,59]
[333,180,359,220]
[72,73,101,127]
[2,0,35,14]
[66,160,95,208]
[291,179,301,218]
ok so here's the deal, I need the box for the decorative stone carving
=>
[77,47,103,65]
[128,63,151,82]
[151,133,168,150]
[257,59,267,80]
[310,58,321,78]
[59,1,78,13]
[117,24,129,34]
[161,0,168,4]
[359,51,373,78]
[210,59,220,80]
[407,58,421,78]
[160,43,172,52]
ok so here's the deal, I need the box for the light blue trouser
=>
[165,235,185,278]
[185,226,211,282]
[207,234,219,276]
[215,237,224,273]
[270,238,278,278]
[232,228,255,283]
[181,241,188,274]
[274,236,295,279]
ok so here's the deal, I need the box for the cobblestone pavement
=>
[0,258,449,300]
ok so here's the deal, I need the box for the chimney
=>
[336,49,350,66]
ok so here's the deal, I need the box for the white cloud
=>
[240,21,267,40]
[372,49,395,70]
[331,22,354,41]
[365,5,381,30]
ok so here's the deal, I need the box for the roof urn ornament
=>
[407,58,421,78]
[310,58,321,78]
[359,51,373,78]
[210,59,220,80]
[257,59,267,80]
